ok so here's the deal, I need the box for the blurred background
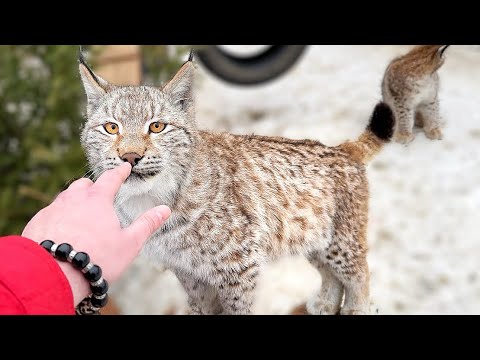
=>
[2,45,479,314]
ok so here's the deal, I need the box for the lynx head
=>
[79,51,197,200]
[409,45,450,71]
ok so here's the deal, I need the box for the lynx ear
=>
[78,50,112,115]
[163,59,194,111]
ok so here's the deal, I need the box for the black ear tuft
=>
[78,45,88,66]
[78,46,102,86]
[439,45,450,57]
[367,102,395,141]
[188,48,194,62]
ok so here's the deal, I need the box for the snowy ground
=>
[111,45,480,315]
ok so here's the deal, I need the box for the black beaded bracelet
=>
[40,240,109,315]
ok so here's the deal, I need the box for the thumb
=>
[125,205,171,250]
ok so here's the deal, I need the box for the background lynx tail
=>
[340,102,394,163]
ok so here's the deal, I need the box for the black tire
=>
[196,45,308,86]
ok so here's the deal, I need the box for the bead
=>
[50,244,58,256]
[91,279,109,295]
[55,243,73,261]
[40,240,54,252]
[67,250,77,263]
[72,252,90,269]
[84,265,102,282]
[91,293,109,308]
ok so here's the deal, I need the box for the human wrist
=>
[30,238,91,306]
[56,261,91,306]
[39,240,110,314]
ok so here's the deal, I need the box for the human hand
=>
[22,162,171,305]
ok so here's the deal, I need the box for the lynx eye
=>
[149,121,166,134]
[103,122,119,135]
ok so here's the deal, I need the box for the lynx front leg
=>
[175,270,223,315]
[417,100,443,140]
[217,265,259,315]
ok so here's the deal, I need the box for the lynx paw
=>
[186,307,203,315]
[394,132,415,145]
[425,127,443,141]
[340,307,369,315]
[307,299,341,315]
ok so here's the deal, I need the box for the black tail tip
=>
[367,102,395,141]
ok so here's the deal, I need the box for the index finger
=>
[92,162,132,199]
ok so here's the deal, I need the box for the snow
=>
[111,45,480,314]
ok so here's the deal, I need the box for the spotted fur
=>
[79,57,394,315]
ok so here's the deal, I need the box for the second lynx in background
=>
[382,45,450,144]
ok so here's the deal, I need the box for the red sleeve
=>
[0,235,75,315]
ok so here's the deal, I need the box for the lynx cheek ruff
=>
[40,240,109,315]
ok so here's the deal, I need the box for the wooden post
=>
[95,45,142,86]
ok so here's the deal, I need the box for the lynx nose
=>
[121,152,143,167]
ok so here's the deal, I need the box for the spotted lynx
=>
[79,53,394,315]
[382,45,449,144]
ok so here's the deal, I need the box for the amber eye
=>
[104,122,119,135]
[149,122,166,134]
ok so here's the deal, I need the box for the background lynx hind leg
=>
[417,100,443,140]
[414,109,425,128]
[393,105,416,144]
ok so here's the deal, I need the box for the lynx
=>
[79,53,394,315]
[382,45,449,144]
